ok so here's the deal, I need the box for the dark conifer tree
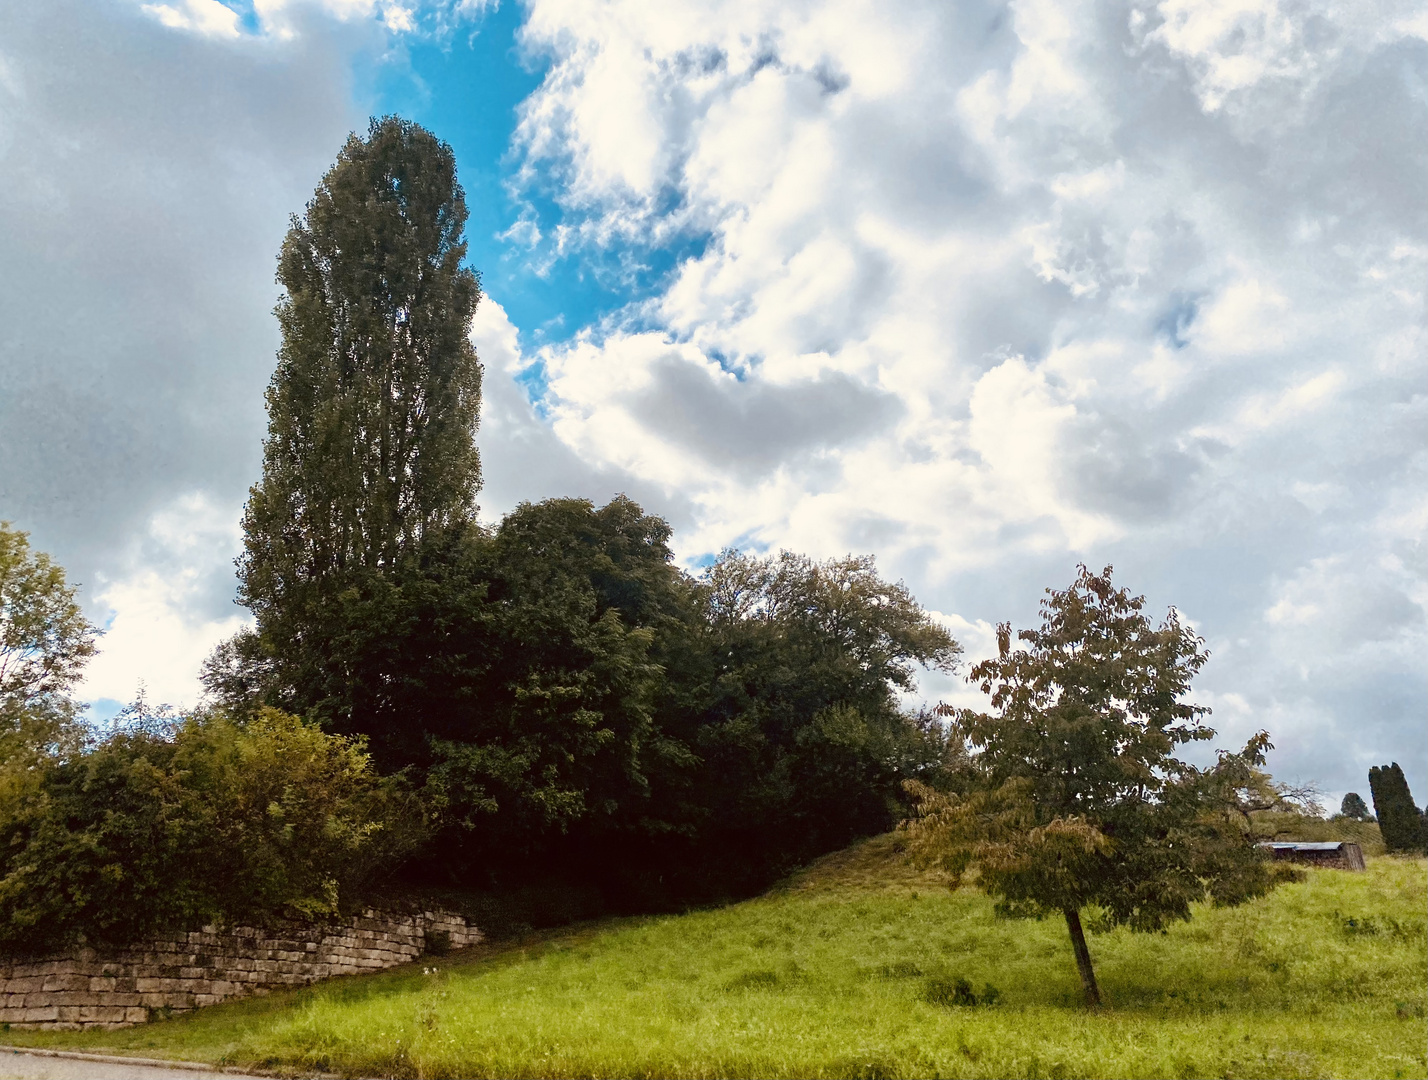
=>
[234,117,483,721]
[1338,791,1371,821]
[1367,763,1427,853]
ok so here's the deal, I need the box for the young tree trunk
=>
[1063,907,1102,1007]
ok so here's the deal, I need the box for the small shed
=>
[1260,840,1365,871]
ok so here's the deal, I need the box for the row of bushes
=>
[1,510,963,952]
[0,705,421,954]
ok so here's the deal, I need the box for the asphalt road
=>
[0,1048,271,1079]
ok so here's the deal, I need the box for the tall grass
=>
[11,839,1425,1079]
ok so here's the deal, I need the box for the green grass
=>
[8,838,1426,1079]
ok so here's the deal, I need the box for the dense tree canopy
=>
[239,115,483,721]
[903,566,1279,1006]
[215,494,963,904]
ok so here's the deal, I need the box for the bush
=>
[921,975,1000,1007]
[0,707,422,954]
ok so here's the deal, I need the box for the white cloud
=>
[502,0,1427,794]
[139,0,482,40]
[81,494,252,708]
[0,0,360,703]
[5,0,1422,801]
[141,0,241,38]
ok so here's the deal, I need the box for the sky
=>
[0,0,1423,808]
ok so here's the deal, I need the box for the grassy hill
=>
[9,836,1426,1079]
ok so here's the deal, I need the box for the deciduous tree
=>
[0,523,97,761]
[903,566,1277,1007]
[236,116,483,721]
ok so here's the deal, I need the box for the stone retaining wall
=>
[0,908,481,1029]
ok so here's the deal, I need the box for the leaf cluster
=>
[0,523,97,764]
[213,497,963,906]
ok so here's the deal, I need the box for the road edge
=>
[0,1045,301,1077]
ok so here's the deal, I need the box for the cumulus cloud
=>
[0,0,368,703]
[2,0,1421,803]
[504,0,1427,793]
[81,494,252,707]
[142,0,243,38]
[472,298,686,525]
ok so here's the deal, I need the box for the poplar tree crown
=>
[240,116,483,629]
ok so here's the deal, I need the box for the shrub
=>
[0,707,422,954]
[921,975,1000,1007]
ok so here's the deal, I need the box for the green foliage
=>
[216,484,963,905]
[213,115,965,909]
[0,707,422,953]
[903,566,1276,1006]
[0,523,96,764]
[237,115,483,720]
[643,550,960,896]
[1368,763,1427,854]
[1339,791,1372,821]
[921,975,1000,1007]
[422,496,675,850]
[14,843,1426,1080]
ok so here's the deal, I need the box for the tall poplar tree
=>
[236,117,482,714]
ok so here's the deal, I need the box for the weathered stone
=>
[0,907,477,1029]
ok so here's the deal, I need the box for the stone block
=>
[63,1005,127,1023]
[91,1010,132,1024]
[22,1006,59,1023]
[48,992,100,1008]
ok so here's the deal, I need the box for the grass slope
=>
[9,837,1426,1079]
